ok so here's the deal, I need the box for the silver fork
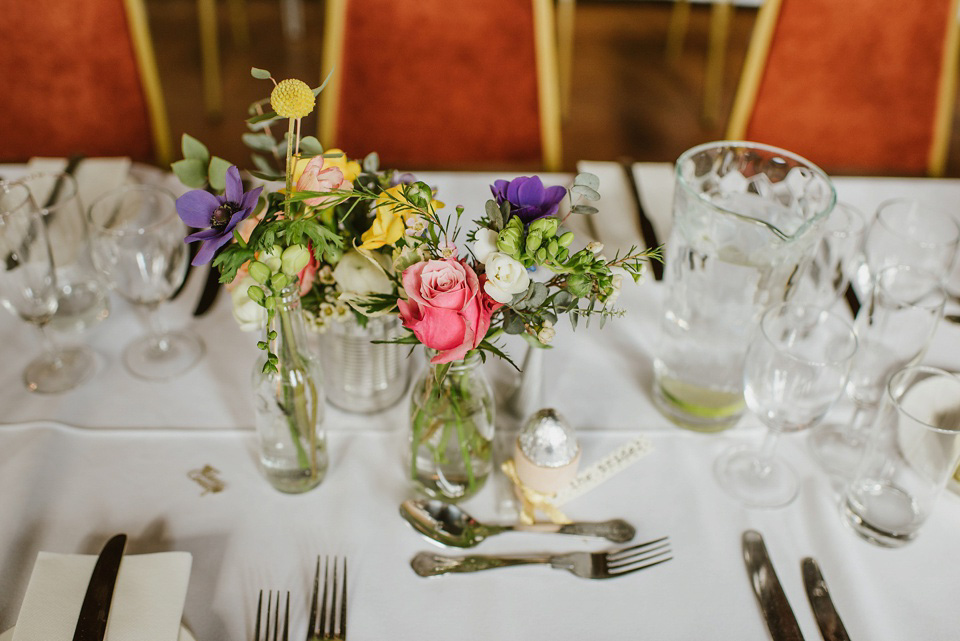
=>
[254,590,289,641]
[411,536,673,579]
[307,556,348,641]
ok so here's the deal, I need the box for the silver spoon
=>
[400,498,636,548]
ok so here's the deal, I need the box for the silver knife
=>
[742,530,805,641]
[73,534,127,641]
[802,557,851,641]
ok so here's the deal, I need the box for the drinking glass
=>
[809,265,945,477]
[88,185,204,379]
[0,182,96,392]
[17,172,110,337]
[842,366,960,547]
[856,199,960,293]
[714,303,857,508]
[790,202,867,307]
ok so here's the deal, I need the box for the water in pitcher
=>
[652,143,835,432]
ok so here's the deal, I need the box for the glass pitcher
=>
[653,142,836,432]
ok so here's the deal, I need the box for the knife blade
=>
[742,530,805,641]
[802,557,851,641]
[73,533,127,641]
[193,265,222,316]
[620,161,664,281]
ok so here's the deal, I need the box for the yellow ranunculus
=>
[322,149,361,182]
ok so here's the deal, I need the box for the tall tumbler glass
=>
[17,173,110,338]
[809,265,945,477]
[842,366,960,547]
[653,142,835,432]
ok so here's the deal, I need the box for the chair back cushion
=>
[332,0,543,169]
[745,0,955,174]
[0,0,154,162]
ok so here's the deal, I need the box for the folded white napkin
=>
[27,157,131,210]
[12,551,192,641]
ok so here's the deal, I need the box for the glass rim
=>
[875,198,960,247]
[826,201,868,238]
[87,184,178,236]
[874,264,946,311]
[759,302,858,367]
[674,140,837,241]
[887,365,960,434]
[0,181,37,220]
[14,172,80,211]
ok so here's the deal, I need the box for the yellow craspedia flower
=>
[270,79,315,119]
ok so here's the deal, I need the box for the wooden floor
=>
[149,0,960,176]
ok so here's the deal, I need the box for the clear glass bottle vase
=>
[317,314,409,413]
[408,351,495,502]
[253,285,327,493]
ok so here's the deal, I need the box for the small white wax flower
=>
[317,265,336,285]
[484,252,530,304]
[335,302,351,320]
[473,228,500,264]
[319,302,336,318]
[605,274,624,308]
[586,241,604,254]
[439,242,457,259]
[406,214,428,236]
[332,250,393,295]
[231,275,267,332]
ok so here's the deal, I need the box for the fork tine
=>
[329,558,339,639]
[605,536,669,561]
[307,557,319,641]
[339,558,348,640]
[319,558,329,638]
[255,590,264,641]
[273,590,280,641]
[282,591,290,641]
[607,542,672,568]
[607,554,674,577]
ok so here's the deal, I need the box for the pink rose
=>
[398,259,500,364]
[296,156,353,207]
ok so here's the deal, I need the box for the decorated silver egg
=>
[518,408,579,468]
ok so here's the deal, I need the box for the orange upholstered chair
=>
[727,0,960,176]
[318,0,562,171]
[0,0,171,166]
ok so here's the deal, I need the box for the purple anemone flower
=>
[490,176,566,224]
[176,166,263,266]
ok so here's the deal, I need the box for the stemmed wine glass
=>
[714,303,858,508]
[0,182,95,392]
[808,264,945,477]
[790,202,867,307]
[88,185,204,380]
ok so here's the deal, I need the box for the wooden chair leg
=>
[197,0,222,119]
[556,0,575,120]
[665,0,690,63]
[227,0,249,49]
[702,0,733,128]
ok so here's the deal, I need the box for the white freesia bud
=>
[473,228,500,264]
[332,250,393,295]
[231,275,267,332]
[586,241,604,254]
[537,324,556,344]
[261,245,283,273]
[483,252,530,304]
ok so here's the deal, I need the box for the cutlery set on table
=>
[399,498,673,579]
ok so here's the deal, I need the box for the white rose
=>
[332,250,393,295]
[473,228,500,264]
[231,276,267,332]
[483,252,530,304]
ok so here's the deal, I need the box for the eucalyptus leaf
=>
[485,199,504,230]
[312,67,336,96]
[571,204,599,215]
[250,67,272,79]
[247,111,280,125]
[208,156,232,193]
[171,158,207,189]
[299,136,324,155]
[251,154,276,175]
[569,312,579,330]
[574,171,600,190]
[553,290,575,311]
[502,312,525,335]
[249,170,284,182]
[241,133,277,153]
[180,134,210,163]
[363,152,380,173]
[527,282,548,308]
[571,184,601,201]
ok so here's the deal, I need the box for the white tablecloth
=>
[1,163,959,640]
